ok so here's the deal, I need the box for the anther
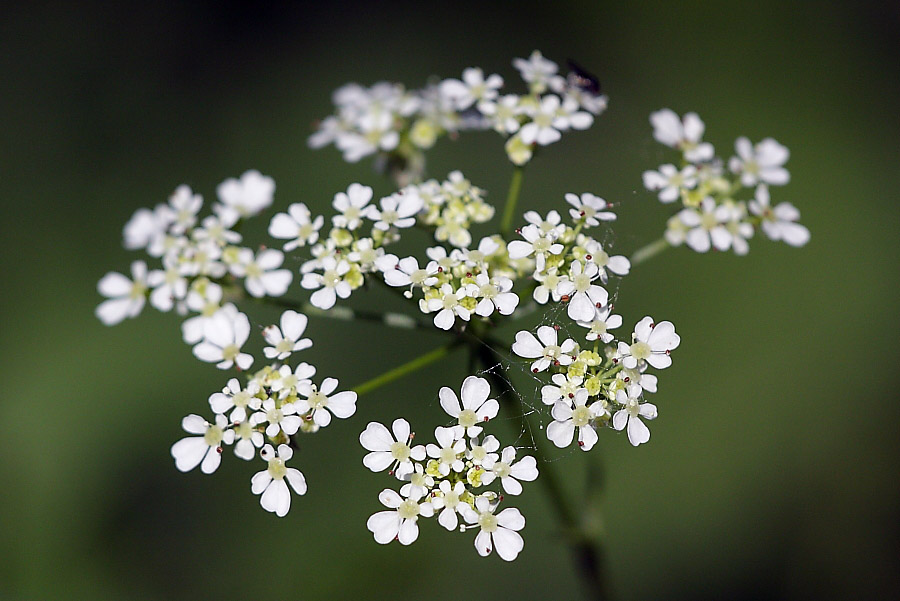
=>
[217,447,223,453]
[578,441,584,447]
[553,324,561,331]
[595,302,602,308]
[586,255,592,260]
[624,377,630,382]
[568,393,574,398]
[532,368,539,373]
[561,294,570,302]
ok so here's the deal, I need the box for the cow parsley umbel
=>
[97,50,808,597]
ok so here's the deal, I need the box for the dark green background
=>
[2,2,898,599]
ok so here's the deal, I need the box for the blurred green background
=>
[2,1,898,599]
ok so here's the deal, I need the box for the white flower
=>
[439,376,499,438]
[251,397,302,437]
[547,389,607,451]
[617,316,680,370]
[431,480,468,531]
[523,209,564,237]
[192,214,242,247]
[208,378,262,423]
[96,261,149,325]
[469,272,519,317]
[230,248,292,298]
[384,256,439,296]
[618,366,658,394]
[269,362,316,399]
[123,205,171,251]
[749,184,810,247]
[565,193,616,227]
[263,310,313,360]
[296,377,358,427]
[425,283,471,330]
[166,184,203,234]
[371,191,423,230]
[192,306,254,370]
[612,384,658,446]
[467,435,500,467]
[556,261,609,322]
[300,256,352,310]
[533,268,566,304]
[251,444,307,517]
[507,224,563,266]
[399,463,434,500]
[577,305,623,343]
[171,414,234,474]
[512,326,576,373]
[214,170,275,227]
[337,112,400,162]
[729,137,790,186]
[520,95,566,146]
[441,67,504,111]
[268,202,324,251]
[513,50,563,94]
[147,259,188,313]
[676,198,732,253]
[461,236,502,267]
[367,488,434,545]
[332,183,376,230]
[650,109,714,162]
[481,447,538,495]
[583,239,631,282]
[718,202,755,255]
[642,164,698,203]
[232,420,264,460]
[466,497,525,561]
[541,373,584,405]
[360,418,427,479]
[481,94,522,134]
[347,238,385,272]
[426,425,467,476]
[181,282,224,344]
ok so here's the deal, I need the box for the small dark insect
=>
[566,59,602,96]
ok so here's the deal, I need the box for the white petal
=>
[367,511,400,544]
[171,437,208,472]
[397,518,419,545]
[492,527,524,561]
[460,376,490,409]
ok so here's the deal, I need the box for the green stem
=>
[630,237,670,267]
[474,339,610,601]
[500,166,525,239]
[352,340,463,397]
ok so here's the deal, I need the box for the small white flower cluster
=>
[308,80,486,185]
[170,309,358,517]
[514,316,678,448]
[272,182,423,310]
[379,236,520,331]
[643,110,810,254]
[96,170,291,331]
[361,376,536,561]
[309,51,607,180]
[411,171,495,248]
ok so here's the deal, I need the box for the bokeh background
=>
[2,1,899,600]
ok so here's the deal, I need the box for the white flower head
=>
[250,398,301,437]
[263,310,313,360]
[231,248,292,298]
[300,256,352,310]
[547,389,608,451]
[96,261,148,326]
[430,480,468,531]
[425,283,471,330]
[729,137,790,187]
[617,316,680,370]
[383,256,439,297]
[556,261,609,322]
[439,376,499,438]
[208,378,262,423]
[650,109,714,163]
[268,202,324,251]
[565,193,616,227]
[214,170,275,227]
[251,444,307,517]
[171,413,234,474]
[296,377,358,428]
[612,383,658,446]
[642,164,698,203]
[441,67,504,111]
[147,258,188,313]
[507,224,563,267]
[481,447,538,495]
[512,326,577,373]
[749,184,809,247]
[426,425,467,476]
[269,362,316,399]
[520,95,565,146]
[470,272,519,317]
[371,190,423,231]
[577,305,623,343]
[367,487,434,546]
[360,418,427,480]
[191,305,254,370]
[513,50,564,94]
[332,183,375,230]
[465,497,526,561]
